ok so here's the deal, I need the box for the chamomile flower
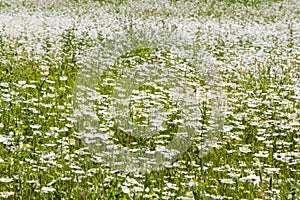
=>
[0,177,13,183]
[220,179,234,184]
[59,76,68,81]
[41,186,55,193]
[0,191,14,198]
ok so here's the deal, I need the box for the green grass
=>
[0,0,299,199]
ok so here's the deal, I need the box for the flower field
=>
[0,0,299,199]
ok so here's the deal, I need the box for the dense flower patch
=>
[0,0,299,199]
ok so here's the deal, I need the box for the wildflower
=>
[237,125,245,129]
[239,161,246,167]
[143,194,154,198]
[40,152,56,162]
[0,82,9,88]
[59,76,68,81]
[220,179,234,184]
[244,168,254,174]
[41,186,55,193]
[223,125,234,132]
[166,183,179,190]
[2,93,12,102]
[240,174,261,185]
[187,179,198,187]
[30,124,41,129]
[253,160,262,167]
[67,139,75,145]
[27,180,40,186]
[292,152,300,158]
[60,177,71,181]
[121,186,130,194]
[287,113,296,120]
[126,178,139,185]
[239,146,252,153]
[0,191,14,198]
[0,135,12,145]
[47,180,56,186]
[132,186,143,192]
[177,196,194,200]
[87,168,97,174]
[264,168,280,174]
[273,152,286,161]
[17,80,26,86]
[0,177,13,183]
[74,170,85,175]
[229,172,241,178]
[254,151,269,158]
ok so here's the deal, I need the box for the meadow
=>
[0,0,299,199]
